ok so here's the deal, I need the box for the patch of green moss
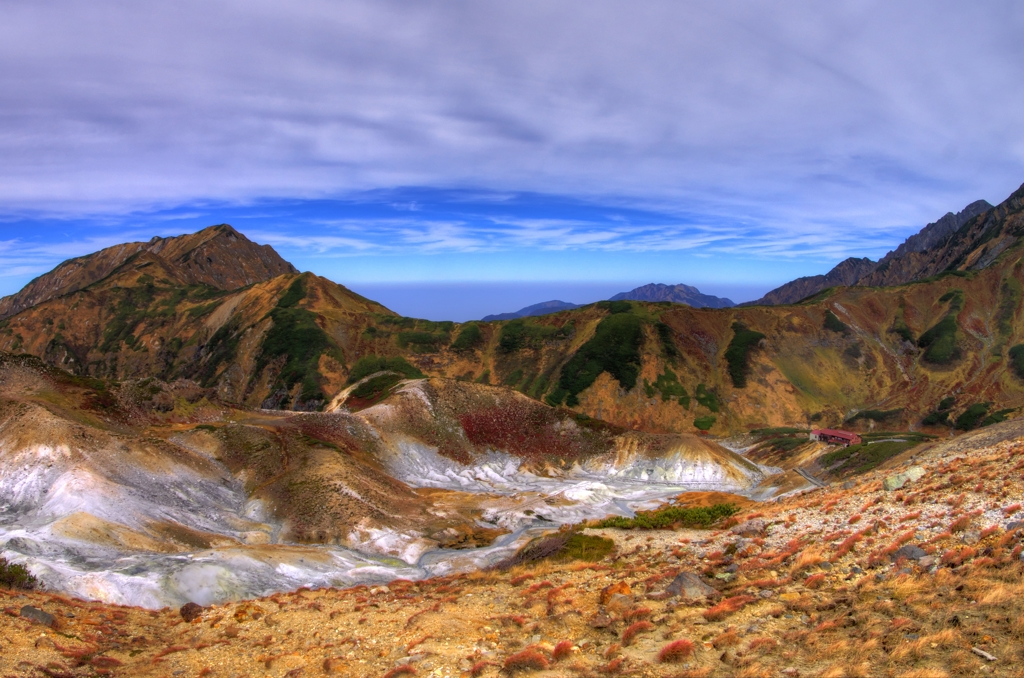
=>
[725,322,765,388]
[0,557,37,590]
[596,503,738,530]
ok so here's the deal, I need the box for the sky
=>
[1,1,1023,321]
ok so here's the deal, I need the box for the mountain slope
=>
[611,283,734,308]
[0,224,296,320]
[750,199,995,306]
[481,299,580,321]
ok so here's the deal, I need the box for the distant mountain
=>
[0,224,297,320]
[748,199,994,306]
[482,300,580,321]
[610,283,734,308]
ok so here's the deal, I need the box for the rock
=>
[1006,521,1024,531]
[589,612,612,629]
[918,556,937,569]
[891,545,927,561]
[20,605,56,628]
[599,581,631,604]
[731,519,765,536]
[179,602,204,623]
[883,466,925,491]
[841,481,855,490]
[758,589,774,599]
[724,563,739,573]
[665,572,716,599]
[605,593,633,616]
[818,561,832,571]
[779,592,801,602]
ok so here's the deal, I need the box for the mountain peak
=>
[610,283,734,308]
[0,225,297,320]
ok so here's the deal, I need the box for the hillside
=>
[3,418,1024,676]
[482,300,581,321]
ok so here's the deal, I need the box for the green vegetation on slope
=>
[954,403,1015,431]
[547,312,644,407]
[644,367,688,405]
[918,315,960,365]
[694,383,720,412]
[498,319,572,353]
[1009,344,1024,380]
[846,409,902,424]
[256,277,335,405]
[595,503,738,530]
[450,323,484,351]
[820,440,918,475]
[823,310,849,334]
[693,415,717,431]
[725,322,765,388]
[347,355,425,383]
[0,557,37,590]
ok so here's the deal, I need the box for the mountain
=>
[749,199,994,306]
[2,182,1024,436]
[0,224,296,320]
[481,299,580,321]
[610,283,734,308]
[747,257,878,307]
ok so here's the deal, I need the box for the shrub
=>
[955,403,990,431]
[693,415,716,431]
[552,640,573,661]
[1010,344,1024,380]
[503,649,549,672]
[657,639,695,663]
[725,322,765,388]
[0,558,36,590]
[450,323,483,351]
[491,532,615,570]
[704,595,755,621]
[550,313,644,406]
[918,315,960,365]
[597,503,737,530]
[823,310,849,334]
[622,621,654,646]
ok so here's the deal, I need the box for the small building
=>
[810,428,862,447]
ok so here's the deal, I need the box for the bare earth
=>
[3,426,1024,678]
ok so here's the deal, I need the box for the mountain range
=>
[749,199,995,306]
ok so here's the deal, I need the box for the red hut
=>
[810,429,862,447]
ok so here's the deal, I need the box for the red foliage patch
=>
[503,649,550,672]
[657,639,695,663]
[703,595,755,621]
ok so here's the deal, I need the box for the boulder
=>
[665,572,716,599]
[891,545,927,561]
[605,593,633,616]
[883,466,925,491]
[731,519,766,537]
[180,602,204,622]
[20,605,56,628]
[599,581,631,604]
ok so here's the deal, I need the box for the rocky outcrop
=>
[749,198,997,306]
[610,283,734,308]
[748,257,877,306]
[0,224,296,319]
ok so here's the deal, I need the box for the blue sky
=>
[1,1,1023,320]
